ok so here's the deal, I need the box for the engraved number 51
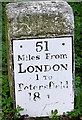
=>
[36,41,49,52]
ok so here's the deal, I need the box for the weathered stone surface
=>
[5,1,74,116]
[5,1,74,38]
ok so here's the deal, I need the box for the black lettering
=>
[27,66,34,73]
[18,55,25,61]
[28,93,31,100]
[29,84,32,90]
[36,74,39,80]
[33,92,40,101]
[35,65,42,72]
[53,64,60,71]
[36,55,40,60]
[39,85,43,90]
[61,64,68,70]
[24,86,29,90]
[55,54,60,59]
[49,81,54,88]
[45,53,50,59]
[66,81,68,88]
[31,56,35,60]
[60,82,62,89]
[33,86,37,90]
[18,83,24,91]
[43,76,47,80]
[47,95,50,99]
[60,54,67,59]
[44,85,48,89]
[44,41,49,51]
[18,63,26,73]
[44,65,51,72]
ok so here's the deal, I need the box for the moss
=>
[7,11,73,38]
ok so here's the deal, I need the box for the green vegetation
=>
[49,109,59,120]
[69,1,82,117]
[2,2,24,119]
[1,2,82,119]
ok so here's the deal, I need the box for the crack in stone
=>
[41,102,57,115]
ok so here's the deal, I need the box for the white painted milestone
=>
[12,36,74,117]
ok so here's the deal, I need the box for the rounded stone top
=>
[5,1,74,38]
[6,1,73,20]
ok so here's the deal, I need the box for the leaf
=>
[51,110,53,114]
[53,109,58,115]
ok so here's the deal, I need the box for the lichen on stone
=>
[5,1,74,38]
